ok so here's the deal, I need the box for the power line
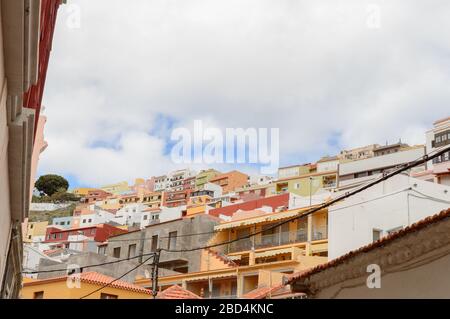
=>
[25,145,450,274]
[21,252,156,275]
[158,144,450,253]
[79,254,155,299]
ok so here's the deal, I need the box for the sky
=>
[37,0,450,189]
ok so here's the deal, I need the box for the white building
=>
[154,175,170,191]
[247,175,273,186]
[114,203,148,226]
[167,168,196,191]
[337,146,426,189]
[140,206,184,228]
[328,173,450,260]
[22,245,59,279]
[415,116,450,185]
[77,208,116,228]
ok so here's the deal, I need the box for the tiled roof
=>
[156,285,202,299]
[23,271,153,295]
[285,207,450,285]
[242,284,305,299]
[241,284,283,299]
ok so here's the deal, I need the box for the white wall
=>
[317,160,339,173]
[328,174,450,260]
[339,147,425,176]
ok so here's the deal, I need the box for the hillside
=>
[28,203,77,223]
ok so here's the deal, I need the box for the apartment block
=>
[209,170,249,193]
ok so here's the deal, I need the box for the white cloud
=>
[39,0,450,186]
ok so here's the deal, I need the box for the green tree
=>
[35,174,69,196]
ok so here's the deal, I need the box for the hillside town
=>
[19,116,450,299]
[2,0,450,303]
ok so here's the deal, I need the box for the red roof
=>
[156,285,202,299]
[208,193,289,217]
[23,271,153,295]
[285,207,450,285]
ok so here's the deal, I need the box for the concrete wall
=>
[0,27,11,291]
[329,174,450,259]
[105,214,219,273]
[315,243,450,299]
[37,252,154,284]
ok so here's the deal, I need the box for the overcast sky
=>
[38,0,450,188]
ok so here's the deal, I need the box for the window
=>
[52,234,57,239]
[113,247,121,258]
[143,215,148,220]
[91,229,96,235]
[128,244,136,258]
[28,235,32,240]
[30,224,34,229]
[151,235,159,252]
[59,233,63,239]
[294,183,300,190]
[88,219,92,223]
[82,219,86,223]
[33,291,44,299]
[100,293,118,299]
[372,229,382,242]
[98,246,106,255]
[168,231,177,250]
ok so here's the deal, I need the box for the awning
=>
[184,273,237,282]
[214,209,310,231]
[255,248,293,259]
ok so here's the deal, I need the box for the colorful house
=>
[135,206,328,298]
[195,169,222,189]
[100,181,130,195]
[185,190,220,217]
[274,170,337,196]
[23,221,49,243]
[141,191,163,208]
[210,206,328,265]
[209,170,249,194]
[21,272,152,299]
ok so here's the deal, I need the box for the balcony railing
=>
[312,225,328,241]
[227,230,308,253]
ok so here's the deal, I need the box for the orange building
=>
[21,272,152,299]
[209,170,249,193]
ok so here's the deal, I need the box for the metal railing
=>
[227,229,309,253]
[312,225,328,241]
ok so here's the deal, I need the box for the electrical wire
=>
[79,254,155,299]
[25,145,450,275]
[158,144,450,253]
[21,252,156,275]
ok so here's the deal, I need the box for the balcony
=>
[227,229,310,253]
[312,225,327,241]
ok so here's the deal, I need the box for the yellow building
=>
[135,206,328,298]
[141,191,163,209]
[71,187,96,197]
[23,221,48,243]
[275,170,337,196]
[185,190,219,217]
[101,181,130,195]
[21,272,152,299]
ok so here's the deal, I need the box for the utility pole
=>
[151,249,161,299]
[309,177,313,206]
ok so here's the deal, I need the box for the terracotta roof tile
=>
[286,207,450,285]
[156,285,202,299]
[23,271,152,295]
